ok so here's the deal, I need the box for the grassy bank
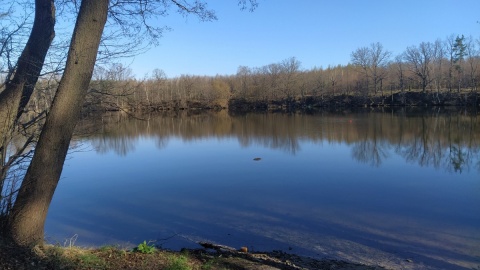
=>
[0,239,381,270]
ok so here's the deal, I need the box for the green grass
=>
[165,254,191,270]
[77,253,106,268]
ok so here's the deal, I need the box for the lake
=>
[45,108,480,270]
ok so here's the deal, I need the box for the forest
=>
[24,36,480,114]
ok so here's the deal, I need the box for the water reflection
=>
[80,109,480,173]
[46,109,480,270]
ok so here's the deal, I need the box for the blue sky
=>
[126,0,480,78]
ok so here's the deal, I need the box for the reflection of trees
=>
[235,114,302,154]
[393,113,480,173]
[351,114,389,167]
[448,145,465,173]
[155,138,169,150]
[443,114,480,173]
[90,136,136,156]
[352,140,388,167]
[75,109,480,173]
[397,115,443,168]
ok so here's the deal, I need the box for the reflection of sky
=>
[48,136,480,270]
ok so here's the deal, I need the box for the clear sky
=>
[125,0,480,78]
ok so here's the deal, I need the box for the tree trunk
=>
[0,0,55,167]
[6,0,109,247]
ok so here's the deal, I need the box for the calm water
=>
[46,109,480,270]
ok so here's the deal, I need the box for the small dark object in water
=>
[253,157,261,161]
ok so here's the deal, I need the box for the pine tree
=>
[453,35,466,92]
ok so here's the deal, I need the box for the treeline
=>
[26,34,480,114]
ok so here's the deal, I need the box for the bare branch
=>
[238,0,258,12]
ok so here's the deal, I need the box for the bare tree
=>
[280,57,301,100]
[326,65,342,96]
[393,55,406,103]
[5,0,109,246]
[0,4,31,84]
[150,68,168,103]
[431,39,445,97]
[87,63,138,112]
[0,0,55,155]
[2,0,258,247]
[265,63,281,100]
[464,36,479,92]
[351,46,370,93]
[369,42,391,96]
[236,65,251,99]
[0,1,55,221]
[351,42,391,96]
[445,34,457,92]
[403,42,435,93]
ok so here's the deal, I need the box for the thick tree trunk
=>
[0,0,55,170]
[6,0,109,246]
[0,1,53,229]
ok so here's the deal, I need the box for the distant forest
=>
[28,34,480,113]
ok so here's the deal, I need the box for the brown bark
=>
[0,0,55,147]
[6,0,109,246]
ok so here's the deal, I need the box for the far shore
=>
[81,91,479,114]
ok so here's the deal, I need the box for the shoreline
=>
[81,91,480,115]
[0,238,382,269]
